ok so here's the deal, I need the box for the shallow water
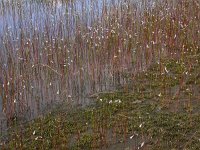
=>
[0,0,119,36]
[0,0,159,37]
[0,0,161,128]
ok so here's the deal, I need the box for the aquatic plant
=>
[0,0,200,149]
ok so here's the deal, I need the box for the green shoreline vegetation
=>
[2,50,200,149]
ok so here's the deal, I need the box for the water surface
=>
[0,0,160,125]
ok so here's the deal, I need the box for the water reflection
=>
[0,0,161,127]
[0,0,115,37]
[0,0,159,37]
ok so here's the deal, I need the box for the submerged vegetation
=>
[0,0,200,149]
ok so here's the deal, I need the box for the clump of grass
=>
[3,74,200,149]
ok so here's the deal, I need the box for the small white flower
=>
[174,34,177,39]
[57,90,59,95]
[111,30,115,34]
[33,130,36,135]
[141,142,145,147]
[109,100,113,104]
[99,99,103,102]
[164,67,169,73]
[130,135,134,139]
[158,93,162,97]
[114,99,122,103]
